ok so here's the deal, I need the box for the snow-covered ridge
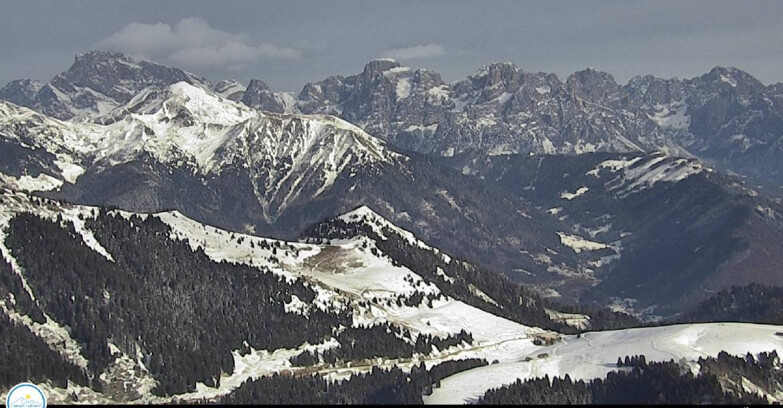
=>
[0,101,96,182]
[0,190,546,402]
[0,172,63,193]
[585,156,643,176]
[0,83,407,207]
[152,206,532,345]
[0,187,112,262]
[44,201,528,348]
[610,155,706,198]
[337,206,451,264]
[154,210,312,283]
[99,82,403,174]
[0,51,213,122]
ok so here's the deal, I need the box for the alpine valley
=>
[1,51,783,404]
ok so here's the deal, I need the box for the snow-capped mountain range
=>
[267,59,783,195]
[0,80,402,223]
[0,77,578,298]
[1,51,783,319]
[0,51,211,121]
[3,51,781,193]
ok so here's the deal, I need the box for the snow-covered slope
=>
[599,153,708,199]
[0,187,540,402]
[1,81,580,289]
[3,53,782,193]
[3,189,780,404]
[152,204,543,344]
[425,323,783,404]
[0,81,404,221]
[4,64,780,323]
[337,206,446,254]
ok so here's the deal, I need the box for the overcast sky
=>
[2,0,782,92]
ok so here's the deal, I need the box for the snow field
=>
[425,323,783,404]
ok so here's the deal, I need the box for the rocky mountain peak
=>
[54,51,141,96]
[626,74,656,86]
[246,78,273,93]
[56,50,211,102]
[621,74,684,107]
[471,62,520,85]
[567,67,619,99]
[0,78,43,107]
[0,50,211,120]
[241,78,284,113]
[363,58,401,77]
[2,52,782,196]
[474,61,519,74]
[452,62,521,102]
[73,50,124,63]
[701,66,764,93]
[412,68,445,85]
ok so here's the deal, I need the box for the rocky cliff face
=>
[0,51,211,121]
[288,61,783,194]
[213,79,246,101]
[241,79,284,112]
[3,52,780,193]
[291,62,651,156]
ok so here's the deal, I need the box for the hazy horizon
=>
[2,0,782,91]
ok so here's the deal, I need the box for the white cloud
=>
[96,17,301,69]
[382,43,446,60]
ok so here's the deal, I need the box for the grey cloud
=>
[382,44,446,60]
[2,1,783,92]
[96,17,301,69]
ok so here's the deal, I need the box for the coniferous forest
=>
[2,210,477,396]
[219,359,488,405]
[2,196,782,404]
[3,13,783,404]
[682,283,783,324]
[478,352,778,405]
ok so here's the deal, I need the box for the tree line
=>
[301,214,640,334]
[218,358,488,404]
[478,352,776,405]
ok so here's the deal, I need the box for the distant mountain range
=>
[1,51,782,320]
[5,51,781,195]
